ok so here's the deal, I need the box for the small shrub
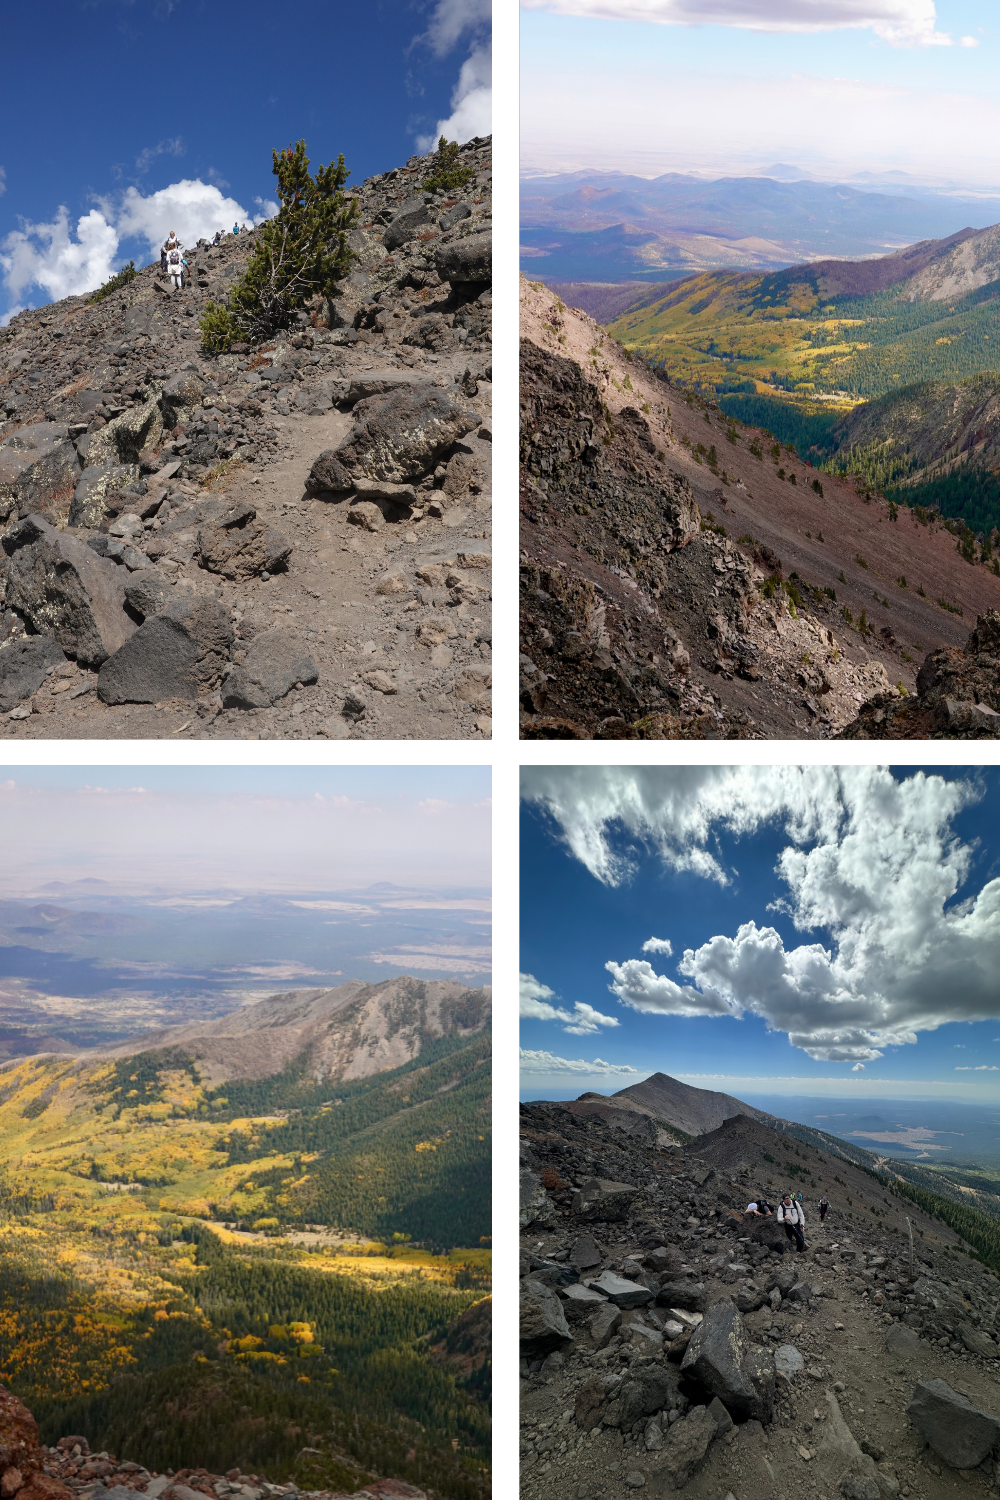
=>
[811,477,824,496]
[855,553,869,570]
[423,136,476,191]
[88,261,137,304]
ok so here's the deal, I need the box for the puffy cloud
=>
[415,0,491,152]
[642,936,673,955]
[0,206,120,303]
[852,1062,866,1072]
[529,767,1000,1064]
[520,0,956,47]
[1,178,259,313]
[117,179,259,260]
[520,1048,639,1077]
[520,971,618,1033]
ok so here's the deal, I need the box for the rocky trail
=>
[520,1098,1000,1500]
[519,277,1000,738]
[0,137,491,740]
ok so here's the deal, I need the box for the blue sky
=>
[0,0,490,323]
[520,766,1000,1105]
[520,1,1000,184]
[0,765,491,892]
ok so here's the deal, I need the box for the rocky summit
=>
[520,1087,1000,1500]
[0,136,491,741]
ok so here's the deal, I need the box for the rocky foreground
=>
[521,1100,1000,1500]
[0,137,491,740]
[0,1389,426,1500]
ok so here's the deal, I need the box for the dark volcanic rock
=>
[0,635,66,710]
[840,609,1000,738]
[680,1300,774,1423]
[906,1378,1000,1469]
[4,515,134,667]
[571,1176,641,1222]
[97,593,233,703]
[333,384,480,484]
[221,629,318,709]
[434,232,491,290]
[521,1279,572,1356]
[68,463,140,529]
[0,424,81,524]
[196,504,292,581]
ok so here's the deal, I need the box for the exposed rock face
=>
[0,1386,72,1500]
[680,1300,775,1422]
[0,425,80,525]
[840,610,1000,737]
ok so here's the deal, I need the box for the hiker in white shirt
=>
[777,1193,806,1252]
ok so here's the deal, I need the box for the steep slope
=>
[519,276,1000,738]
[613,1072,775,1136]
[520,1098,1000,1500]
[100,975,492,1082]
[0,135,492,742]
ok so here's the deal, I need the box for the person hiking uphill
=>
[161,229,181,276]
[777,1193,806,1252]
[166,240,186,291]
[818,1194,830,1223]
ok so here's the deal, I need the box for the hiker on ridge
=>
[818,1193,830,1223]
[161,229,181,276]
[777,1193,806,1252]
[166,240,186,291]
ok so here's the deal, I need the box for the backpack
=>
[169,249,181,264]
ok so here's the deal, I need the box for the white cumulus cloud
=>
[852,1062,866,1071]
[1,179,261,313]
[520,971,618,1034]
[642,936,673,955]
[524,767,1000,1065]
[520,1048,639,1076]
[520,0,956,47]
[416,0,491,151]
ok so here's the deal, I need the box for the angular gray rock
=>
[383,199,436,252]
[85,398,162,468]
[958,1321,999,1358]
[520,1278,572,1356]
[680,1300,774,1423]
[68,463,141,529]
[0,635,67,710]
[571,1177,640,1222]
[569,1233,603,1270]
[774,1345,805,1380]
[97,594,233,703]
[519,1145,555,1230]
[346,371,423,406]
[434,232,491,289]
[588,1271,652,1309]
[4,515,134,667]
[589,1303,622,1349]
[197,505,292,581]
[333,384,480,484]
[884,1324,920,1357]
[221,629,318,709]
[0,423,81,523]
[159,371,206,426]
[561,1283,607,1308]
[123,569,172,621]
[648,1407,716,1489]
[906,1378,1000,1469]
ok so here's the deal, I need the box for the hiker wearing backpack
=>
[167,241,186,290]
[818,1194,830,1223]
[161,230,181,276]
[777,1193,806,1252]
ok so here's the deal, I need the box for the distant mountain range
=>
[521,169,1000,282]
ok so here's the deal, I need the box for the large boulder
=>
[680,1299,774,1423]
[383,199,436,252]
[958,1321,999,1358]
[519,1143,555,1230]
[0,636,66,710]
[569,1233,603,1270]
[575,1362,681,1432]
[159,371,206,427]
[222,629,318,709]
[520,1279,572,1356]
[571,1177,641,1222]
[884,1324,920,1358]
[345,371,424,406]
[196,504,292,581]
[97,594,233,703]
[656,1281,707,1313]
[332,384,480,485]
[0,424,81,524]
[4,515,134,667]
[305,449,354,496]
[84,398,163,469]
[816,1391,897,1500]
[434,232,491,290]
[68,464,141,530]
[906,1378,1000,1469]
[123,569,172,621]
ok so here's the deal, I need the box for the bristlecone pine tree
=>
[200,140,357,352]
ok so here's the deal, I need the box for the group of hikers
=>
[742,1190,832,1253]
[158,222,253,287]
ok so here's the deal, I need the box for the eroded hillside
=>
[519,277,1000,738]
